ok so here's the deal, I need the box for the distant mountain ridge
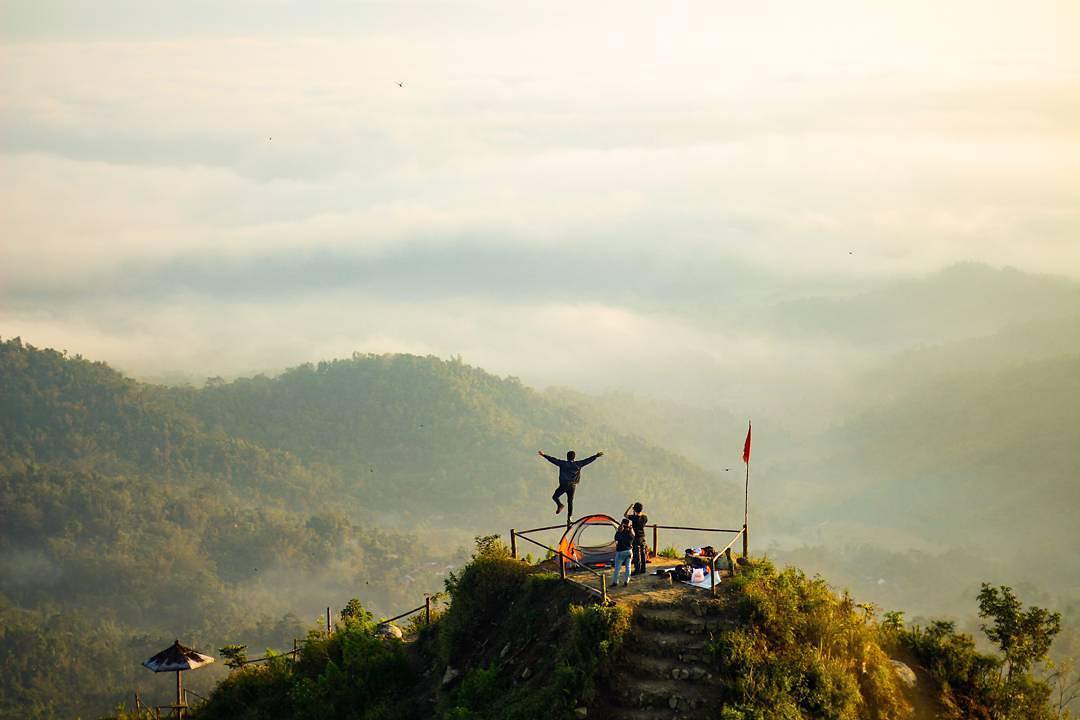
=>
[760,262,1080,350]
[1,338,734,529]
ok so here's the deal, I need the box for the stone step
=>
[589,705,715,720]
[627,628,711,660]
[634,611,735,636]
[622,653,718,684]
[605,676,719,713]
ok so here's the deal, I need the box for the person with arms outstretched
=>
[538,448,603,521]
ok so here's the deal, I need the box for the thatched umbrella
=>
[142,640,214,717]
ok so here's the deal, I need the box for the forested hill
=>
[2,338,733,529]
[0,337,735,719]
[179,353,733,526]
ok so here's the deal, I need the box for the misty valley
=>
[1,264,1078,719]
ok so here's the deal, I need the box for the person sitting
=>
[612,518,635,587]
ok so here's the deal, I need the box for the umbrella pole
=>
[176,670,183,719]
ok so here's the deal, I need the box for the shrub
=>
[195,600,416,720]
[710,561,910,720]
[439,538,528,663]
[891,602,1058,720]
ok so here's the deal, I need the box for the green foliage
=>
[556,603,630,705]
[889,584,1063,720]
[435,536,629,720]
[471,535,510,561]
[219,645,249,669]
[978,583,1062,682]
[439,538,528,663]
[710,560,910,720]
[340,598,374,627]
[894,619,1002,718]
[196,600,416,720]
[658,546,682,559]
[0,339,447,719]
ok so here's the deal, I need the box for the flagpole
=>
[742,420,751,558]
[743,457,750,558]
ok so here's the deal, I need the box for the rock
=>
[668,695,680,710]
[499,642,512,658]
[375,623,403,640]
[689,667,707,680]
[441,667,460,687]
[520,666,532,680]
[890,659,917,688]
[573,708,588,718]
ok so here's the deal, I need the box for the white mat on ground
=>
[681,571,722,590]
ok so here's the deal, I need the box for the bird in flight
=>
[396,81,405,88]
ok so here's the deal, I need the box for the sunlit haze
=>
[2,0,1079,390]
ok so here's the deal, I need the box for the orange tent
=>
[558,514,620,567]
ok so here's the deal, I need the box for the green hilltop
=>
[187,538,1064,720]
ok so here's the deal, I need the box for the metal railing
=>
[235,595,442,669]
[513,531,608,602]
[511,520,749,599]
[649,523,747,596]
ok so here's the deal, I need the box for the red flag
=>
[742,422,752,463]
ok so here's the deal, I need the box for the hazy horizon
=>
[3,1,1080,402]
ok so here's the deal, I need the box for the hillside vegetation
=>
[190,538,1067,720]
[0,337,732,720]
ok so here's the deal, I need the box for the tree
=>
[978,583,1062,682]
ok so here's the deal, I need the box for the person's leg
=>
[632,541,644,574]
[620,551,632,585]
[552,485,566,513]
[612,552,623,586]
[565,485,575,521]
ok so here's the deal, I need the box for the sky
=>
[2,0,1079,393]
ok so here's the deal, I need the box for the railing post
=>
[652,525,658,556]
[425,595,432,625]
[709,556,716,597]
[559,552,566,581]
[601,573,607,603]
[742,523,748,558]
[510,529,517,560]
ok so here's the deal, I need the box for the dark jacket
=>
[614,528,634,552]
[541,453,601,486]
[626,512,648,543]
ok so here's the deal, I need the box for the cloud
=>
[2,0,1079,389]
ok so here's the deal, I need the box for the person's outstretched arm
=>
[623,503,634,519]
[577,451,604,467]
[538,450,562,466]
